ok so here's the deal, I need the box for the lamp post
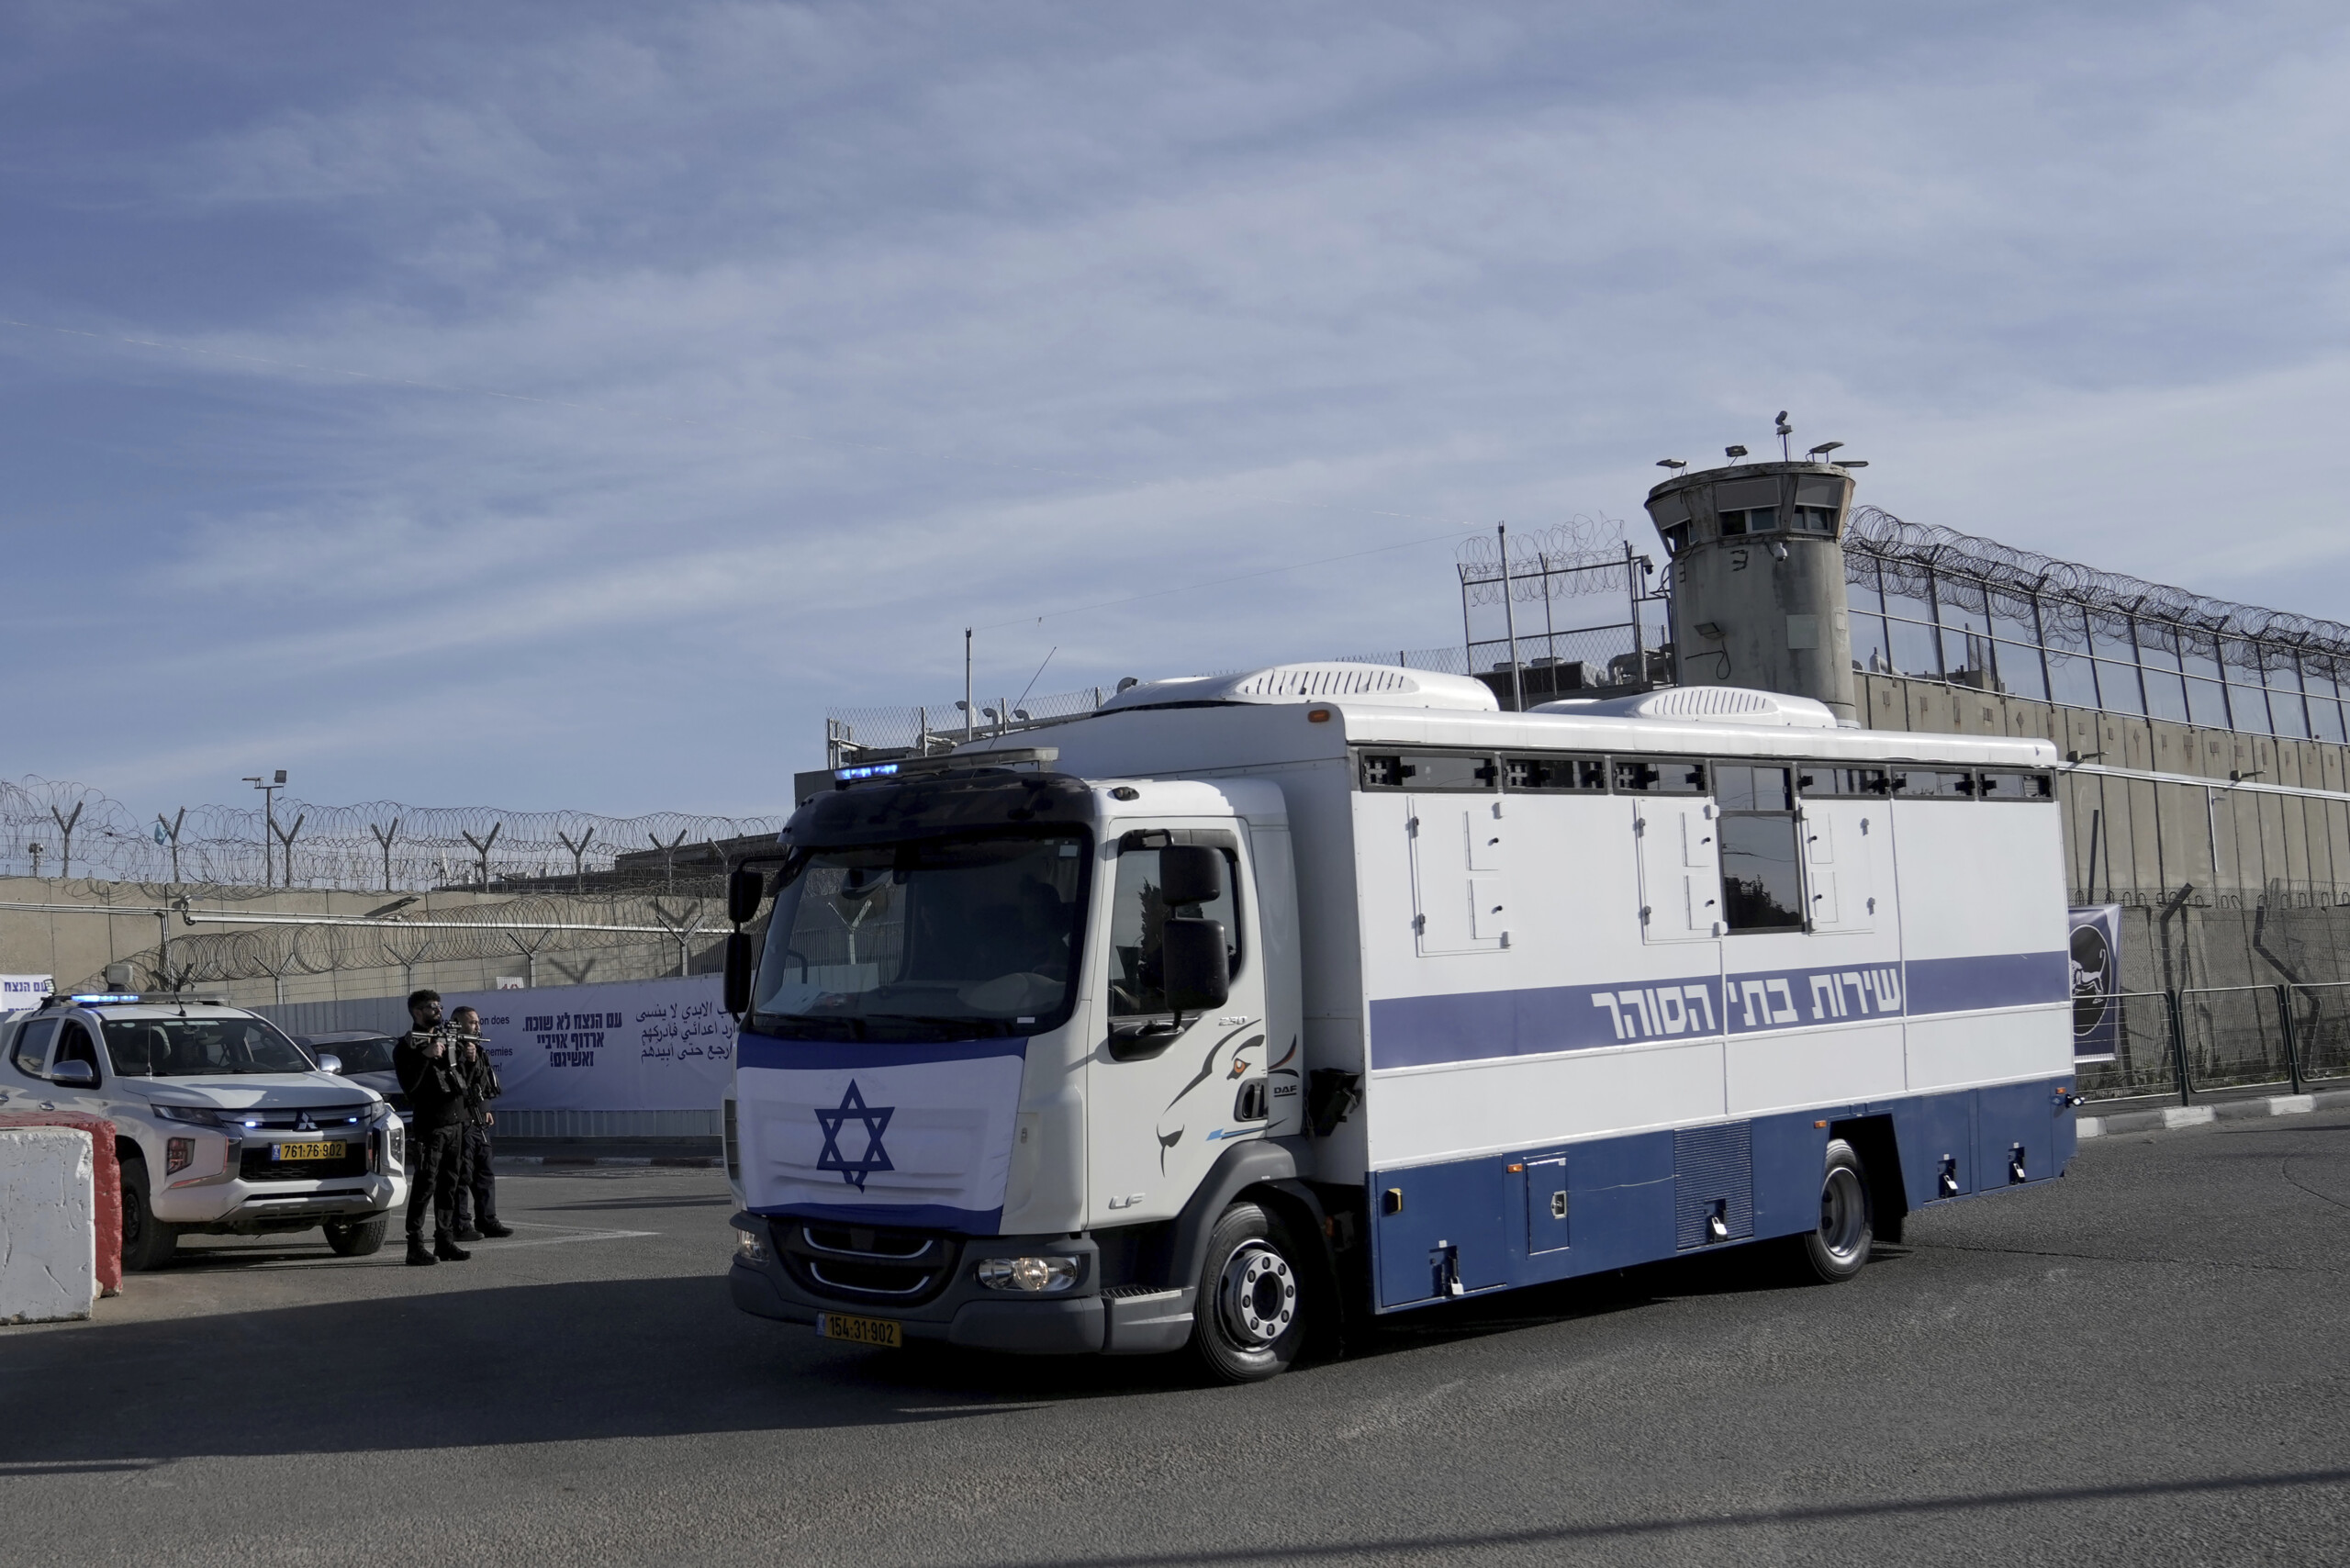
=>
[242,769,286,887]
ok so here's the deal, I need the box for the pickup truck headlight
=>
[153,1104,227,1126]
[976,1256,1081,1293]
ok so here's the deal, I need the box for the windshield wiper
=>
[752,1013,866,1041]
[856,1013,1008,1039]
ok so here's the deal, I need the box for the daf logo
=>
[295,1111,317,1133]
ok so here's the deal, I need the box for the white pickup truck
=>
[0,992,407,1269]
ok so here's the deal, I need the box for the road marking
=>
[175,1219,655,1269]
[481,1220,658,1249]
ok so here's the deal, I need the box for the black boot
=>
[434,1233,472,1261]
[405,1237,437,1267]
[453,1225,485,1242]
[478,1219,514,1238]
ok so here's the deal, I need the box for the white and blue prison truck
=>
[718,665,2077,1383]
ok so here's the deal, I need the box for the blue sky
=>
[6,1,2347,817]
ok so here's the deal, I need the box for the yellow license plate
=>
[817,1312,902,1349]
[274,1140,344,1161]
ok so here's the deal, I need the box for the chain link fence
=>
[2076,983,2350,1102]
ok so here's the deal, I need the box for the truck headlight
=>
[976,1256,1080,1293]
[154,1104,226,1126]
[165,1137,195,1174]
[735,1229,770,1265]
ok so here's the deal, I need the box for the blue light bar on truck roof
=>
[69,993,141,1004]
[831,747,1061,789]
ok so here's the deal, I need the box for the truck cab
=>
[724,760,1317,1381]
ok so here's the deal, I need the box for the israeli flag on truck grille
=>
[735,1033,1026,1233]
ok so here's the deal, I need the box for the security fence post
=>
[2275,984,2304,1096]
[2165,990,2191,1105]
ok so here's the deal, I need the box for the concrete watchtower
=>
[1643,445,1860,722]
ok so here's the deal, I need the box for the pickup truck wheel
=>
[1191,1201,1304,1384]
[119,1156,179,1272]
[1792,1138,1874,1283]
[324,1216,389,1257]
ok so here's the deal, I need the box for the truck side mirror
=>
[317,1053,345,1075]
[50,1059,96,1089]
[723,931,756,1016]
[1162,917,1229,1014]
[726,868,767,926]
[1157,845,1224,907]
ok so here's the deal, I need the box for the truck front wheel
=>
[119,1155,179,1272]
[324,1216,389,1257]
[1191,1201,1305,1384]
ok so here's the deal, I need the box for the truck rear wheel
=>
[119,1156,179,1272]
[1793,1138,1874,1283]
[324,1215,389,1257]
[1191,1201,1305,1384]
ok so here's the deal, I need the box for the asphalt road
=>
[4,1112,2345,1568]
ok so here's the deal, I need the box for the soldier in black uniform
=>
[393,989,471,1266]
[449,1005,510,1241]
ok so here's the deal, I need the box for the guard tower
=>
[1644,450,1860,722]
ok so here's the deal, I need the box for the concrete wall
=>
[0,879,718,1012]
[1858,672,2350,1005]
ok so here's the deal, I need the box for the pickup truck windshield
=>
[100,1015,316,1077]
[754,831,1089,1040]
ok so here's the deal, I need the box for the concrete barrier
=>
[0,1112,122,1296]
[0,1127,97,1324]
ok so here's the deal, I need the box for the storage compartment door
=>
[1637,800,1720,944]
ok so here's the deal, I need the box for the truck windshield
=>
[100,1015,317,1077]
[753,831,1089,1040]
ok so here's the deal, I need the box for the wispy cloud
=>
[6,0,2347,816]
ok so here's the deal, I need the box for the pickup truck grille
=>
[224,1104,375,1132]
[774,1221,959,1305]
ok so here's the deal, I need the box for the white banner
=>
[440,976,733,1113]
[2,975,55,1013]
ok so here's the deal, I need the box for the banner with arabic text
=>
[439,976,733,1112]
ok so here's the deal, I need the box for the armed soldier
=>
[449,1004,510,1241]
[393,989,471,1265]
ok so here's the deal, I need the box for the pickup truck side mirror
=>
[1157,845,1224,907]
[1162,917,1230,1013]
[726,868,767,926]
[723,931,756,1016]
[50,1059,96,1089]
[317,1053,345,1075]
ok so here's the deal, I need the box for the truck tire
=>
[1191,1201,1306,1384]
[119,1155,179,1272]
[1793,1138,1874,1283]
[324,1215,389,1257]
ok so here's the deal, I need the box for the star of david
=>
[814,1081,895,1191]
